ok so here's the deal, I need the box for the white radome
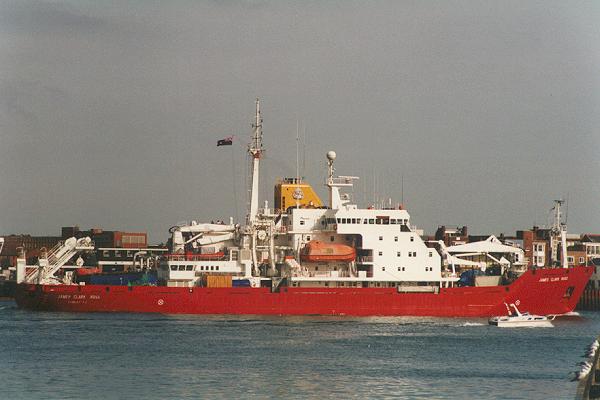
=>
[327,150,336,161]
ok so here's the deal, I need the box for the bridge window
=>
[369,219,375,224]
[178,265,185,271]
[170,265,177,271]
[186,265,193,271]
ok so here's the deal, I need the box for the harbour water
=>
[2,299,598,399]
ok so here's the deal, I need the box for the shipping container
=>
[88,272,157,286]
[205,275,232,288]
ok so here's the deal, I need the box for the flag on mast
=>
[217,136,233,146]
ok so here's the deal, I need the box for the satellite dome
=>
[326,151,337,161]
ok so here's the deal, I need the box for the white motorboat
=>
[488,303,555,327]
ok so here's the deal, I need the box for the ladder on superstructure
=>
[25,237,95,284]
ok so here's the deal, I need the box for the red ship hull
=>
[15,266,592,317]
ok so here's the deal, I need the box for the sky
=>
[0,0,599,243]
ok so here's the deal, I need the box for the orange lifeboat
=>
[300,241,356,262]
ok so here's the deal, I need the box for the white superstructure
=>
[158,99,465,289]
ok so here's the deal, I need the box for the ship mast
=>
[248,98,263,223]
[550,199,568,268]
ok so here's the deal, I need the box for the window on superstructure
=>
[115,250,121,257]
[429,251,433,257]
[337,218,341,223]
[300,220,305,225]
[394,236,398,242]
[379,236,383,241]
[397,266,401,271]
[369,219,374,224]
[390,219,396,224]
[379,251,383,256]
[170,265,177,271]
[178,265,185,271]
[410,236,414,242]
[216,266,219,271]
[306,236,311,241]
[397,251,401,257]
[364,219,368,224]
[330,236,335,242]
[102,250,110,257]
[382,267,385,271]
[186,265,193,271]
[375,219,381,225]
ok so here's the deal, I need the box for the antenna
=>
[565,193,569,225]
[296,118,300,208]
[302,123,307,179]
[401,174,404,205]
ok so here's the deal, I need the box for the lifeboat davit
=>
[300,241,356,262]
